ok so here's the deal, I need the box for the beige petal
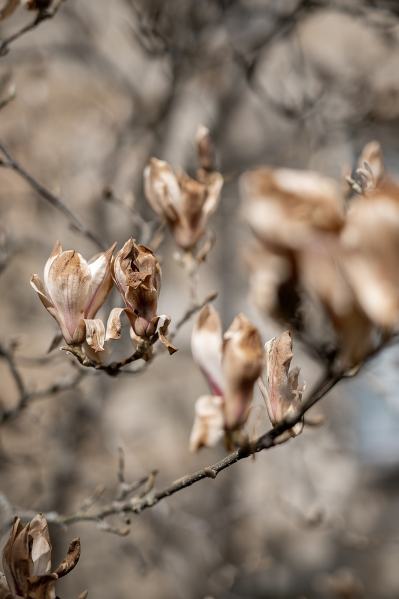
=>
[105,307,125,341]
[196,125,215,172]
[191,305,224,396]
[263,331,304,435]
[43,241,62,288]
[189,395,225,451]
[342,193,399,327]
[28,514,52,577]
[202,172,223,217]
[157,314,177,355]
[46,250,91,342]
[144,158,182,218]
[85,242,116,318]
[357,141,384,190]
[222,314,264,430]
[84,319,105,352]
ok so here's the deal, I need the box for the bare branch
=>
[0,142,104,250]
[0,341,84,424]
[0,0,66,56]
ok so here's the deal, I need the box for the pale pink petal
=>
[46,250,91,340]
[191,305,224,395]
[85,243,116,318]
[189,395,225,451]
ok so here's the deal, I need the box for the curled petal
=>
[157,315,177,355]
[355,141,384,191]
[196,125,216,172]
[84,319,105,352]
[85,242,116,318]
[189,395,225,452]
[202,172,223,217]
[222,314,264,430]
[105,307,125,341]
[53,538,81,579]
[29,514,52,577]
[263,331,304,436]
[144,158,182,218]
[191,305,224,395]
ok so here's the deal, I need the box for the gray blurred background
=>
[2,1,399,597]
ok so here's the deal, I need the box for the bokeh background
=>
[2,1,399,597]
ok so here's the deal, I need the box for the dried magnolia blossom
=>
[144,126,223,251]
[31,241,115,350]
[112,238,176,352]
[241,167,345,252]
[1,514,80,599]
[341,183,399,329]
[222,314,265,429]
[261,330,304,438]
[240,154,397,368]
[190,305,264,449]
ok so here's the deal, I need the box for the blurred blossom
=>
[144,126,223,251]
[241,144,399,369]
[190,305,264,449]
[30,241,115,349]
[1,514,80,599]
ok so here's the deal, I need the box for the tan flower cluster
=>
[241,141,398,369]
[189,305,264,450]
[0,514,81,599]
[30,238,175,362]
[144,126,223,252]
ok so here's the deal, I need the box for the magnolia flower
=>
[1,514,80,599]
[190,305,264,449]
[143,126,223,250]
[112,238,161,338]
[240,167,344,252]
[260,331,304,439]
[31,242,115,350]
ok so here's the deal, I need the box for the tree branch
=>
[0,142,104,250]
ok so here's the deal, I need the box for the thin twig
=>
[0,342,84,424]
[0,0,66,56]
[0,142,104,249]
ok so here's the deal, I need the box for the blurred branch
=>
[0,0,67,56]
[0,341,84,424]
[7,366,342,532]
[0,142,104,250]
